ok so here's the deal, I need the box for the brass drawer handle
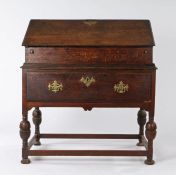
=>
[80,76,95,87]
[48,80,63,93]
[114,81,129,94]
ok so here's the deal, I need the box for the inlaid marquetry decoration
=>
[114,81,129,94]
[80,76,96,87]
[48,80,63,93]
[83,20,97,26]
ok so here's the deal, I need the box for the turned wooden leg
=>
[20,112,31,164]
[144,111,157,165]
[32,107,42,146]
[136,109,146,146]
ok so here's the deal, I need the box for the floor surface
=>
[0,132,175,175]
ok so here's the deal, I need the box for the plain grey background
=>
[0,0,175,174]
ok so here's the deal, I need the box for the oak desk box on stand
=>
[20,20,157,165]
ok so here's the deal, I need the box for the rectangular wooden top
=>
[22,20,155,47]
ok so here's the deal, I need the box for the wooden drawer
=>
[26,70,151,102]
[25,47,152,65]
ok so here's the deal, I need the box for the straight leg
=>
[20,112,31,164]
[136,109,146,146]
[144,110,157,165]
[32,107,42,145]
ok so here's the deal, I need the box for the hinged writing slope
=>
[22,20,155,47]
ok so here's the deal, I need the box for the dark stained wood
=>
[21,19,157,165]
[136,109,147,146]
[40,133,139,139]
[25,47,153,64]
[22,20,155,47]
[28,150,147,157]
[19,111,31,164]
[26,70,152,102]
[26,101,151,110]
[32,107,42,145]
[22,63,157,70]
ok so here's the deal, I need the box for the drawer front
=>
[26,47,152,64]
[26,70,151,103]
